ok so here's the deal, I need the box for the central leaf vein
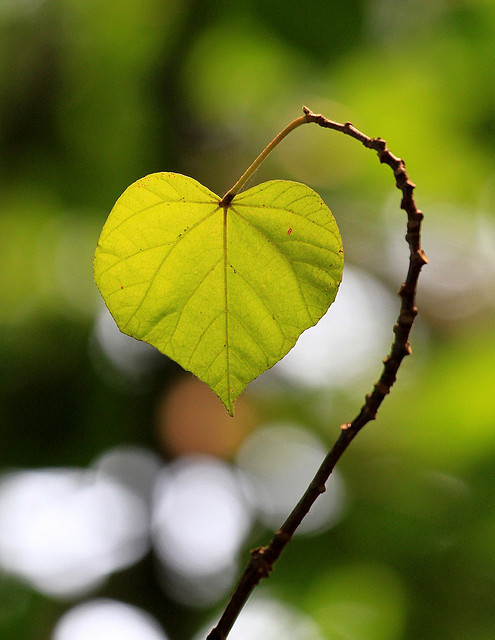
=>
[223,206,232,413]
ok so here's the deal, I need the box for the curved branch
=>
[206,107,428,640]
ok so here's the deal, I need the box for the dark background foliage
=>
[1,1,494,639]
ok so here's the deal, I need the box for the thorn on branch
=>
[250,547,272,579]
[373,381,390,396]
[417,248,429,265]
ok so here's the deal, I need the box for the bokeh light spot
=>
[264,265,395,391]
[0,468,149,599]
[93,445,163,504]
[52,598,168,640]
[195,593,324,640]
[236,423,346,534]
[91,306,164,386]
[386,203,495,322]
[151,457,253,606]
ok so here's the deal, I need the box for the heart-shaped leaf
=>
[94,172,343,414]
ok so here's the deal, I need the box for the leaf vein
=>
[101,199,218,242]
[122,205,221,330]
[231,268,286,341]
[278,237,341,254]
[223,207,232,413]
[233,201,337,236]
[184,310,225,369]
[227,310,273,364]
[145,256,223,346]
[230,207,315,324]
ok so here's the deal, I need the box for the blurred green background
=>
[1,0,495,639]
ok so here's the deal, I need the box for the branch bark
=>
[206,107,428,640]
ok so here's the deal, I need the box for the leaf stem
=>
[219,114,309,207]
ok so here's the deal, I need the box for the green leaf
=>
[94,172,343,415]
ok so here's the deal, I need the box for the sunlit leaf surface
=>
[94,172,343,414]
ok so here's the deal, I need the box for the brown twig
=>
[206,107,428,640]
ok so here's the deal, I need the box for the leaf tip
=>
[224,397,235,418]
[218,391,236,417]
